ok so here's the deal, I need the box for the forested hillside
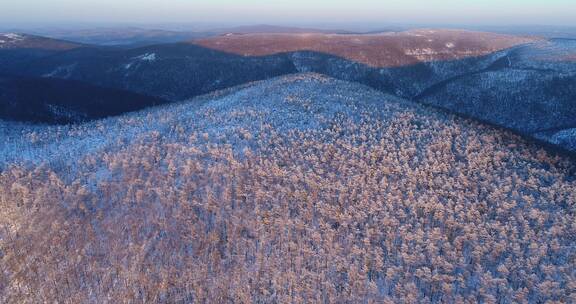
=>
[0,74,168,124]
[1,74,574,303]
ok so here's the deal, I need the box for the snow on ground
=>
[0,33,24,42]
[541,128,576,152]
[123,62,134,70]
[0,33,25,47]
[133,53,156,61]
[3,33,23,39]
[42,63,77,78]
[123,53,157,70]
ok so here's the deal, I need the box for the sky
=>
[2,0,576,27]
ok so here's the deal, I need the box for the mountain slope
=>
[0,74,168,124]
[418,39,576,151]
[22,43,297,100]
[1,74,574,303]
[16,29,531,101]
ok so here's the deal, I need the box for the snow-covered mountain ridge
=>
[1,73,574,303]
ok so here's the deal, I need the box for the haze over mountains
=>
[10,24,353,47]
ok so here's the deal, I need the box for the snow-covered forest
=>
[1,74,574,303]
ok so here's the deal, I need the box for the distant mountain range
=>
[18,25,352,47]
[0,32,82,50]
[210,24,353,35]
[194,29,535,67]
[0,29,575,152]
[24,27,213,47]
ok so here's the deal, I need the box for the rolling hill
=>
[195,29,534,67]
[1,74,574,303]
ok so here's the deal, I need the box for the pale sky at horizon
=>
[2,0,576,27]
